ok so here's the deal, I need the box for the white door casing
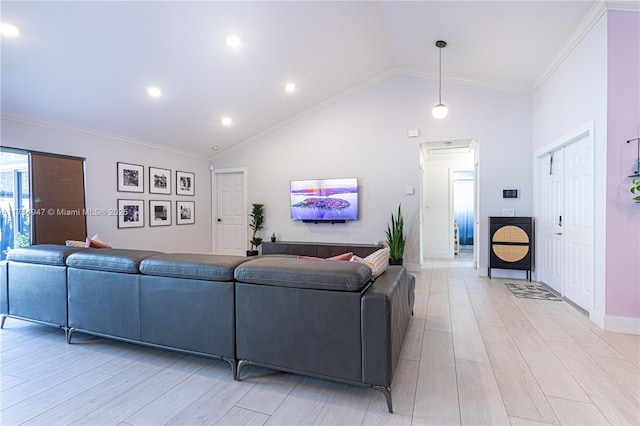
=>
[213,169,247,256]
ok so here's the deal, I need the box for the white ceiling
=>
[1,1,631,158]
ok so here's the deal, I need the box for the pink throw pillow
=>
[86,237,112,249]
[297,252,353,261]
[327,252,353,261]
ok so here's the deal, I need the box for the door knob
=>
[555,232,562,235]
[217,218,222,222]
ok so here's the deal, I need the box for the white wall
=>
[214,73,533,273]
[532,14,608,325]
[533,16,607,151]
[1,115,213,253]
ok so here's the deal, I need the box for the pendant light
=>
[432,40,448,119]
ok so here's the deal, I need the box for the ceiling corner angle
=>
[215,69,399,158]
[605,0,640,11]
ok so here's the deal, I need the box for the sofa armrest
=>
[361,266,415,387]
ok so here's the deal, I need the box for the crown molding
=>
[1,111,208,160]
[395,67,534,94]
[531,0,608,92]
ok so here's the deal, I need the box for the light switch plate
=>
[502,209,515,217]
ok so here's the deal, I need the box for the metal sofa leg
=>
[222,357,237,379]
[236,359,251,381]
[372,385,393,413]
[1,315,6,329]
[60,325,69,342]
[67,327,76,344]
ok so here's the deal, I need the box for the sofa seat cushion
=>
[7,244,86,266]
[66,248,162,273]
[140,253,248,281]
[234,256,372,292]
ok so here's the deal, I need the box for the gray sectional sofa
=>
[1,244,415,412]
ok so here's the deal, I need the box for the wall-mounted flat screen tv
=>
[290,178,358,222]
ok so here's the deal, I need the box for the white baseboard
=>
[603,315,640,335]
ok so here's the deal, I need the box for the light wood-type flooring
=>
[1,254,639,425]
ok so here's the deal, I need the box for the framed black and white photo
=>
[149,200,172,227]
[176,170,195,196]
[117,199,144,228]
[149,167,171,195]
[176,200,195,225]
[117,162,144,193]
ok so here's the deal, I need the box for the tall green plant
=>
[385,204,405,261]
[249,203,265,251]
[631,177,640,201]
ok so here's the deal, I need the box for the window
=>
[0,147,87,258]
[0,149,30,259]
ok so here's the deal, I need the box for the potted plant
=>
[247,203,265,256]
[386,204,405,265]
[631,177,640,202]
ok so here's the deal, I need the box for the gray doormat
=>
[505,282,563,301]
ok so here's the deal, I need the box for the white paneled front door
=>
[563,135,594,311]
[215,171,246,256]
[541,148,564,293]
[538,131,594,312]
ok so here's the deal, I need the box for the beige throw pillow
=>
[351,247,390,278]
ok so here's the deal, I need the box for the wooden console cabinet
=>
[261,241,381,258]
[488,217,534,281]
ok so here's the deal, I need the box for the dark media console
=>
[261,241,381,258]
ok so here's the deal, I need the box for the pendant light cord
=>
[438,47,442,104]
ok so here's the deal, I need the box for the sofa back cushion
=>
[66,248,162,273]
[140,253,249,281]
[234,256,372,292]
[8,244,86,266]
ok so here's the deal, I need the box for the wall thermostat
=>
[503,189,519,198]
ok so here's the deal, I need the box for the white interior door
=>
[563,136,594,311]
[423,164,453,259]
[215,171,246,256]
[541,148,564,293]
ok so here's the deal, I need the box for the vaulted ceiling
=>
[1,1,626,158]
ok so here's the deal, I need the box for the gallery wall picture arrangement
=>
[176,200,195,225]
[149,166,171,195]
[117,162,144,193]
[149,200,172,227]
[176,170,195,196]
[118,199,145,228]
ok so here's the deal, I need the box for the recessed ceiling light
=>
[221,116,233,126]
[147,86,162,97]
[285,82,296,93]
[1,22,21,38]
[225,35,241,48]
[211,146,220,151]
